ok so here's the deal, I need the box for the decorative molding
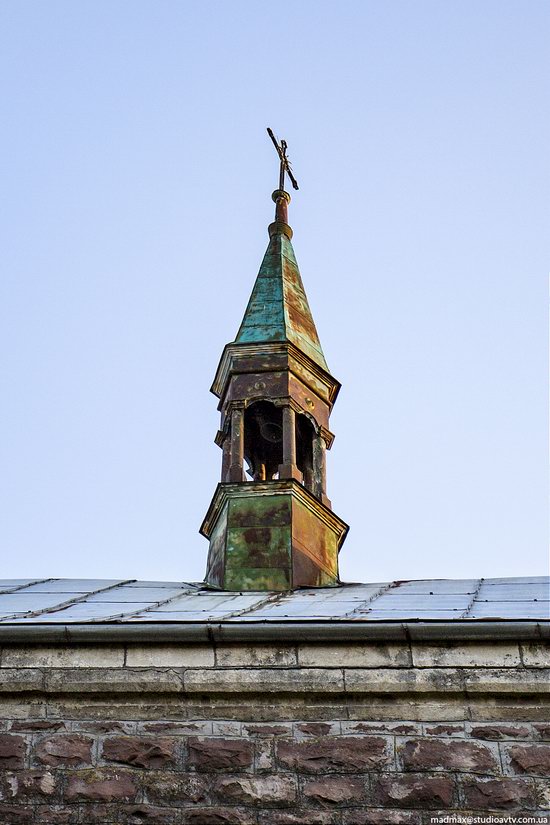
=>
[320,426,335,450]
[200,479,349,544]
[211,342,341,408]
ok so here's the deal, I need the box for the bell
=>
[258,417,283,443]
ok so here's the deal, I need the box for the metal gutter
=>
[0,620,547,644]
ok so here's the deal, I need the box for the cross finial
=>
[267,127,299,192]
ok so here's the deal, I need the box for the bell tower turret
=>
[201,130,348,591]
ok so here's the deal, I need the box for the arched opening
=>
[244,401,283,481]
[296,413,315,493]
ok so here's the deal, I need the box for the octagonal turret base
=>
[200,481,348,591]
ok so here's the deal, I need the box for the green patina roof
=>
[235,230,328,371]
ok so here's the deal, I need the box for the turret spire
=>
[201,131,348,591]
[235,130,328,372]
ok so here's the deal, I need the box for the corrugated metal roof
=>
[0,577,547,624]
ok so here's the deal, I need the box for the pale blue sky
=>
[1,1,548,584]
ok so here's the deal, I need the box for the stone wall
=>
[0,639,548,823]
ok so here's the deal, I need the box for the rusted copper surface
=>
[201,481,348,592]
[235,231,327,371]
[211,342,340,411]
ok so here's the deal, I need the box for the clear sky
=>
[1,1,548,584]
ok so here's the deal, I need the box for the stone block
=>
[344,667,463,693]
[3,769,58,801]
[102,735,177,769]
[0,697,46,720]
[341,696,469,723]
[110,804,179,824]
[0,734,26,769]
[469,724,531,740]
[34,734,92,767]
[0,668,44,692]
[10,720,66,732]
[45,696,188,722]
[400,738,498,773]
[0,805,35,824]
[182,808,257,825]
[535,778,550,808]
[212,721,242,736]
[469,697,550,722]
[464,668,550,693]
[461,776,535,810]
[213,774,297,806]
[74,721,135,734]
[34,805,75,824]
[412,643,521,668]
[2,645,124,668]
[343,721,421,736]
[143,771,209,804]
[254,738,274,771]
[534,724,550,740]
[45,667,183,693]
[187,736,254,771]
[373,774,454,808]
[215,643,297,667]
[296,722,340,736]
[142,721,212,734]
[54,804,109,824]
[303,775,367,805]
[125,644,214,668]
[505,744,550,776]
[65,769,138,802]
[521,643,550,667]
[259,813,340,825]
[342,812,421,824]
[207,699,350,723]
[276,735,390,773]
[244,723,292,737]
[184,666,344,693]
[298,642,411,668]
[423,723,464,736]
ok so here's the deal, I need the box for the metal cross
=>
[267,127,299,191]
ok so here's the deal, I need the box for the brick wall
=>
[0,640,548,823]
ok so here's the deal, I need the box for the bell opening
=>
[244,401,283,481]
[296,413,315,493]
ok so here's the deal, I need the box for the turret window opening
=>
[244,401,283,481]
[296,413,315,492]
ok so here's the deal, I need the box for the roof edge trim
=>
[0,620,547,645]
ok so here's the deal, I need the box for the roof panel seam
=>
[218,590,289,620]
[0,577,57,596]
[113,584,208,622]
[460,577,484,619]
[337,581,397,618]
[0,579,136,622]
